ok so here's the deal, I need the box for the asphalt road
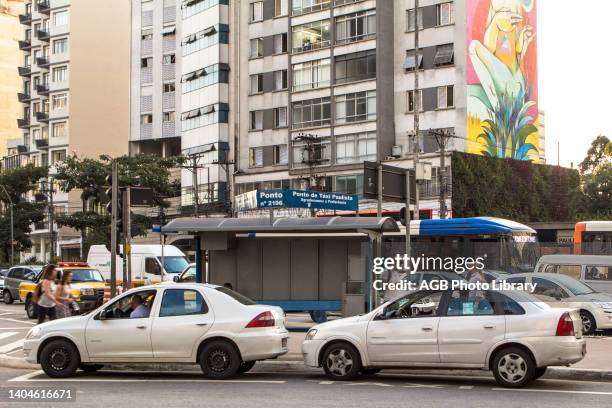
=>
[0,301,35,357]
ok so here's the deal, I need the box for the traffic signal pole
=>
[110,161,118,297]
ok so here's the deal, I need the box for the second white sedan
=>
[24,283,288,378]
[303,289,586,388]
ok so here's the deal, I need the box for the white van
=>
[534,254,612,294]
[87,244,189,284]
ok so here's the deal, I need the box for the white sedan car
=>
[303,289,586,388]
[24,283,288,378]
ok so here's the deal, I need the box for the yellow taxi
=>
[20,262,108,319]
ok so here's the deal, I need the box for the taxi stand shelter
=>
[161,217,399,315]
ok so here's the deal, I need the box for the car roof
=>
[127,282,220,292]
[537,254,612,265]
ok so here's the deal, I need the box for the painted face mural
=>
[467,0,539,161]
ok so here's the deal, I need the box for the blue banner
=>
[256,189,358,211]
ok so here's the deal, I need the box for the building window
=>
[141,114,153,124]
[249,147,263,167]
[336,174,364,196]
[292,97,331,129]
[53,10,68,27]
[182,0,226,19]
[182,24,229,56]
[52,122,66,137]
[163,111,175,122]
[292,58,330,91]
[51,93,67,110]
[292,0,330,16]
[335,90,376,124]
[52,66,67,82]
[335,50,376,84]
[250,1,263,22]
[292,137,331,166]
[437,85,454,109]
[434,43,454,67]
[141,57,152,68]
[52,38,68,54]
[250,38,263,58]
[181,103,229,131]
[250,110,264,130]
[274,33,287,54]
[403,50,423,71]
[406,8,423,31]
[162,54,176,64]
[292,19,331,53]
[41,126,48,139]
[24,54,31,68]
[335,10,376,45]
[437,2,454,26]
[182,63,229,93]
[274,0,288,17]
[51,149,67,164]
[274,70,288,90]
[141,31,153,41]
[336,133,376,164]
[163,83,175,92]
[250,73,263,94]
[274,107,287,128]
[273,144,288,165]
[407,89,423,113]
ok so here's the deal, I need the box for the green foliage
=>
[451,152,580,222]
[578,135,610,174]
[0,165,49,264]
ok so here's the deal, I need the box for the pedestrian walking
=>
[37,264,59,324]
[55,270,74,319]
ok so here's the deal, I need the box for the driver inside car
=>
[129,295,151,318]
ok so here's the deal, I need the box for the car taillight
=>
[245,311,275,328]
[556,312,574,336]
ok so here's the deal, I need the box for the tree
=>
[0,165,48,264]
[579,135,610,174]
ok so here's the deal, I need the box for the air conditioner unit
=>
[391,145,403,158]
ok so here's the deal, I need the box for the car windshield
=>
[158,256,189,274]
[215,287,256,305]
[553,275,596,296]
[69,269,105,282]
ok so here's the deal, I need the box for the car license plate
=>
[282,338,288,349]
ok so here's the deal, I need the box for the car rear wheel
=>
[199,341,240,380]
[533,367,547,380]
[3,290,13,304]
[40,340,80,378]
[26,296,38,319]
[492,347,535,388]
[237,361,256,374]
[322,342,361,381]
[79,364,104,373]
[580,310,596,335]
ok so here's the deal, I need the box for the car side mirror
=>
[98,308,112,320]
[173,275,180,282]
[375,308,387,320]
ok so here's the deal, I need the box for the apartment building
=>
[13,0,129,261]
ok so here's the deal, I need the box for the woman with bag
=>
[55,270,75,318]
[37,264,59,324]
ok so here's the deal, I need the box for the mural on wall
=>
[466,0,539,162]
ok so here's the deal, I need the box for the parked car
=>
[534,255,612,294]
[302,288,585,388]
[2,265,43,304]
[0,268,9,292]
[20,262,108,319]
[175,263,196,282]
[23,283,289,379]
[504,272,612,335]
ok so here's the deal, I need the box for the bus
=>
[574,221,612,255]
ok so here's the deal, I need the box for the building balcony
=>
[18,66,31,77]
[37,1,50,15]
[18,40,32,50]
[17,118,30,129]
[35,111,49,122]
[36,84,49,94]
[36,57,50,68]
[162,121,176,138]
[36,30,50,42]
[19,13,32,25]
[162,64,175,81]
[17,144,29,153]
[34,138,49,149]
[18,92,32,103]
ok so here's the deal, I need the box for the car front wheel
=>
[580,310,596,335]
[492,347,535,388]
[199,341,240,380]
[3,290,13,304]
[40,340,80,378]
[322,342,361,381]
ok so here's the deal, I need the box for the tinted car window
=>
[215,287,256,305]
[492,292,525,315]
[446,290,494,316]
[532,278,569,298]
[384,291,444,319]
[159,289,208,317]
[585,265,612,281]
[506,277,526,284]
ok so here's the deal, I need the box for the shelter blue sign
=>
[257,189,358,211]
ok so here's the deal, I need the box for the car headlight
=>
[305,329,318,341]
[25,327,42,340]
[594,301,612,310]
[81,288,94,296]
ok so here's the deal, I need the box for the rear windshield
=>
[215,287,256,305]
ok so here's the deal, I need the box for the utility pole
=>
[126,187,132,290]
[413,0,421,221]
[48,178,55,262]
[404,170,412,256]
[377,164,383,217]
[294,133,326,216]
[192,156,199,218]
[0,185,14,265]
[431,129,451,219]
[110,161,118,297]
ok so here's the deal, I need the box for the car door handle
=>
[195,323,208,326]
[136,325,147,329]
[483,324,495,329]
[421,326,433,332]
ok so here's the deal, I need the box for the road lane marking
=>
[0,331,18,340]
[0,327,30,330]
[403,383,445,389]
[459,386,474,389]
[492,388,612,396]
[0,317,35,325]
[0,339,23,353]
[346,382,392,387]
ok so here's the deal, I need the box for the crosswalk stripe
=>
[0,339,24,354]
[0,331,18,340]
[0,317,35,325]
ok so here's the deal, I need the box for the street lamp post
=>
[0,185,15,265]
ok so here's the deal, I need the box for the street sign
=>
[363,161,416,204]
[151,224,162,233]
[244,189,358,211]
